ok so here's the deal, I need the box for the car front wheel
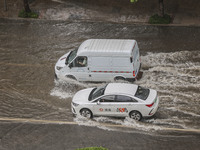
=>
[80,109,93,119]
[129,111,142,121]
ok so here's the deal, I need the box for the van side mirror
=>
[97,101,100,105]
[69,63,72,68]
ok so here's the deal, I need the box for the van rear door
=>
[132,43,140,78]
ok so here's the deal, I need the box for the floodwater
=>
[54,50,200,131]
[0,18,200,133]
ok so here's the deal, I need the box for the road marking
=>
[0,117,77,125]
[0,117,200,133]
[0,62,51,67]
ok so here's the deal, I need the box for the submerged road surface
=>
[0,18,200,149]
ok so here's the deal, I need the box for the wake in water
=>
[74,116,163,132]
[51,50,200,130]
[50,78,105,99]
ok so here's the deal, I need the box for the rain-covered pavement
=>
[0,18,200,135]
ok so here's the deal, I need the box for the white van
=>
[55,39,141,82]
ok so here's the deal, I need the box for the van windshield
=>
[88,85,107,101]
[134,86,149,100]
[65,49,77,65]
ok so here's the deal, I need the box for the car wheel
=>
[114,76,126,82]
[80,109,93,119]
[66,75,77,81]
[55,73,58,80]
[129,111,142,121]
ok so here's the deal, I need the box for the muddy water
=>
[67,50,200,131]
[0,18,200,131]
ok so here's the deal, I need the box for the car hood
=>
[72,88,94,104]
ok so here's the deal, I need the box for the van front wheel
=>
[66,75,77,81]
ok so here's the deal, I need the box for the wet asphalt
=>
[0,18,200,149]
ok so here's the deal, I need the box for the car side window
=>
[74,56,87,67]
[99,95,115,103]
[115,95,137,102]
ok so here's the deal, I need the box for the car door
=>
[92,95,116,116]
[114,95,138,117]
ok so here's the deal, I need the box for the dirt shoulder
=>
[0,0,200,25]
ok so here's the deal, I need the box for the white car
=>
[71,83,159,121]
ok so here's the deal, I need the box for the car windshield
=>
[65,49,77,65]
[88,85,107,101]
[134,86,150,100]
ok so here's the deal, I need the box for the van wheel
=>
[114,77,126,82]
[129,111,142,121]
[80,109,93,119]
[66,75,77,81]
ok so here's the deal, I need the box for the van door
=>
[69,56,90,81]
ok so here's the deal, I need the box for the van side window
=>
[74,56,87,67]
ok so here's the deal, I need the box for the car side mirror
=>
[97,101,100,105]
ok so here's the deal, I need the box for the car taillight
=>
[133,71,135,77]
[146,102,154,107]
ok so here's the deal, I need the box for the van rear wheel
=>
[114,77,126,82]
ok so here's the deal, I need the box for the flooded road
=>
[0,18,200,149]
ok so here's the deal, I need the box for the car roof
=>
[104,83,138,97]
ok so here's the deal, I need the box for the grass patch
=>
[18,10,39,18]
[76,147,108,150]
[149,14,171,24]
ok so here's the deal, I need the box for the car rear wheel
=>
[80,109,93,119]
[129,111,142,121]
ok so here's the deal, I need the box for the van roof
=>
[77,39,136,57]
